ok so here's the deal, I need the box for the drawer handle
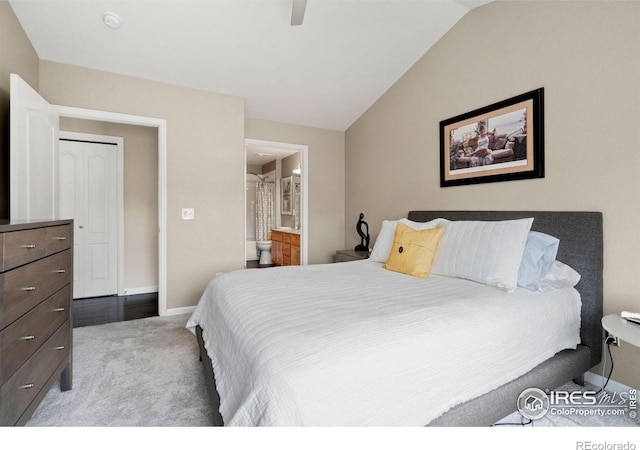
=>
[54,269,67,274]
[23,286,36,292]
[53,307,65,312]
[19,383,35,389]
[22,244,37,249]
[54,236,67,241]
[19,335,35,341]
[54,345,65,351]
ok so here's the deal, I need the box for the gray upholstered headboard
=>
[407,210,603,368]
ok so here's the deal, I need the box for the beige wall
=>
[59,118,158,292]
[1,4,346,303]
[345,1,640,389]
[261,160,276,175]
[0,1,39,218]
[39,61,245,311]
[246,118,345,264]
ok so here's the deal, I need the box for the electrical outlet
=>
[606,333,620,347]
[182,208,195,220]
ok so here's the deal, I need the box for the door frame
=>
[244,138,309,265]
[54,105,169,316]
[59,131,125,297]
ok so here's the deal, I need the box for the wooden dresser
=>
[0,219,73,426]
[271,229,300,266]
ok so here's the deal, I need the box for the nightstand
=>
[335,249,370,263]
[602,314,640,347]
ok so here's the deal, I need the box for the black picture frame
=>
[440,88,544,187]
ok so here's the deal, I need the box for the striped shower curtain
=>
[255,182,274,241]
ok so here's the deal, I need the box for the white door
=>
[59,139,118,298]
[9,73,59,220]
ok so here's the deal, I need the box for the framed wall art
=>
[440,88,544,187]
[281,176,293,215]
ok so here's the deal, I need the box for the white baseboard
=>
[122,286,158,296]
[164,306,196,317]
[584,370,636,394]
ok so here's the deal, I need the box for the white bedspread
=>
[186,260,581,426]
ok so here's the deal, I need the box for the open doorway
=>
[55,105,168,316]
[245,139,308,267]
[58,125,160,326]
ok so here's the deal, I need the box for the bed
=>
[187,210,603,426]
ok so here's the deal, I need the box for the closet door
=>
[59,140,118,298]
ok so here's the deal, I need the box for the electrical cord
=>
[594,336,615,396]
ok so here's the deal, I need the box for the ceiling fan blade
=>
[291,0,307,26]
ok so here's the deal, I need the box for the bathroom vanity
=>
[271,229,300,266]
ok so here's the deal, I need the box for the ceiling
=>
[246,143,297,166]
[9,0,491,132]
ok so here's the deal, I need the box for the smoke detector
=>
[103,12,122,29]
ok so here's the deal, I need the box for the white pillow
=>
[369,218,441,263]
[535,261,581,293]
[431,218,534,292]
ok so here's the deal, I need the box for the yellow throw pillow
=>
[383,223,444,278]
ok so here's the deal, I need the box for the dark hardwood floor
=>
[245,260,275,269]
[73,293,158,328]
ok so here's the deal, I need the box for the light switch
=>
[182,208,195,220]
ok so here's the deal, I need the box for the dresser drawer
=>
[0,250,72,329]
[1,285,71,384]
[291,234,300,247]
[2,228,46,272]
[45,225,73,255]
[0,321,69,425]
[281,233,291,244]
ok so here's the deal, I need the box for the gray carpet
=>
[26,314,215,426]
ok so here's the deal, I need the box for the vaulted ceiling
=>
[9,0,491,131]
